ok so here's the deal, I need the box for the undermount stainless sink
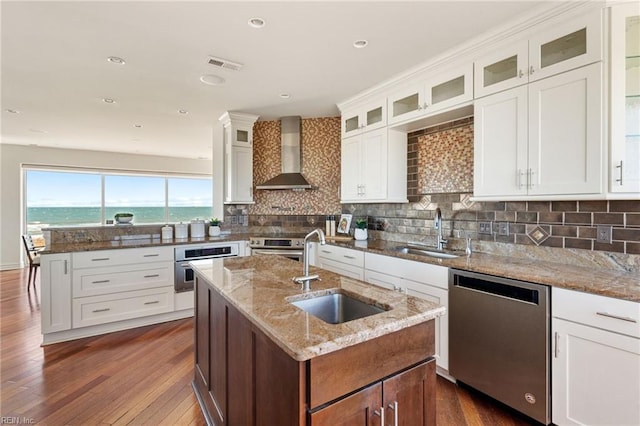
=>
[395,246,460,259]
[290,292,387,324]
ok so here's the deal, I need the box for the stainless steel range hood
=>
[255,116,317,190]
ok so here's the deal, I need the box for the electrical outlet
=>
[596,225,613,244]
[498,222,510,236]
[478,221,493,235]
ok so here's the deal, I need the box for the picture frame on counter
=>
[337,214,352,234]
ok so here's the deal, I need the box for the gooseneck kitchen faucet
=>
[434,208,448,251]
[293,228,326,291]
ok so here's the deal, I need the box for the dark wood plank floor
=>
[1,267,535,425]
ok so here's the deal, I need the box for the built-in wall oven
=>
[249,236,305,261]
[174,242,240,292]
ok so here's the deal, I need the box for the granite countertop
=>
[41,231,640,303]
[190,255,445,361]
[329,239,640,303]
[40,233,253,254]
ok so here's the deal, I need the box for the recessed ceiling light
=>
[107,56,126,65]
[5,109,20,114]
[200,74,226,86]
[248,17,266,28]
[353,39,368,49]
[102,98,116,104]
[178,109,188,114]
[279,93,291,99]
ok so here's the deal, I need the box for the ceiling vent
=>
[207,56,243,71]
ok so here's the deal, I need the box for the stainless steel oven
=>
[249,236,304,261]
[174,242,240,292]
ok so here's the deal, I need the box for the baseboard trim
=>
[42,309,194,345]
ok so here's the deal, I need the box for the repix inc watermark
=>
[1,417,36,424]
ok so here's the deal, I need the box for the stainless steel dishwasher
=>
[449,269,550,425]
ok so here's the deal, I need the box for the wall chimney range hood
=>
[256,116,317,190]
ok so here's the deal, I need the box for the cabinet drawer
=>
[553,287,639,338]
[73,261,174,297]
[73,246,174,269]
[72,286,174,328]
[319,259,364,281]
[317,245,364,268]
[365,252,448,289]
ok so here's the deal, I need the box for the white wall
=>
[0,144,214,270]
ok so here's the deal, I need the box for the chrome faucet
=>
[293,228,326,291]
[434,208,448,251]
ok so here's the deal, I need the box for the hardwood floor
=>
[0,268,535,425]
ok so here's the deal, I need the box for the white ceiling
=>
[1,1,546,160]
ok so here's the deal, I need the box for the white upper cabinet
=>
[474,8,602,98]
[609,3,640,194]
[340,128,407,203]
[341,98,387,138]
[474,7,604,199]
[529,8,602,81]
[474,63,603,198]
[219,112,259,204]
[388,64,473,125]
[528,62,602,196]
[474,41,529,98]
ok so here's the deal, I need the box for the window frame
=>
[23,165,213,232]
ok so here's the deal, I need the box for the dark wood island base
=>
[190,256,442,426]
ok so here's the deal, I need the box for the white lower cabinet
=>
[41,253,72,333]
[316,245,364,280]
[552,287,640,426]
[364,252,450,372]
[73,286,174,328]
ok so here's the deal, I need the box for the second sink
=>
[290,292,387,324]
[395,246,460,259]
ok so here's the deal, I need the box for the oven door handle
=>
[179,262,191,269]
[252,249,304,256]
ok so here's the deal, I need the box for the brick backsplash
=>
[344,194,640,255]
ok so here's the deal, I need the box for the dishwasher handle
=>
[453,273,540,305]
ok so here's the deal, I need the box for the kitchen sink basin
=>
[290,292,387,324]
[395,246,460,259]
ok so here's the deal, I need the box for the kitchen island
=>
[190,255,445,425]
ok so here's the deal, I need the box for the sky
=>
[26,170,212,207]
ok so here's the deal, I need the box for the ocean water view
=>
[27,206,213,233]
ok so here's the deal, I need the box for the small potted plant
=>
[354,218,368,241]
[209,218,221,237]
[114,212,134,224]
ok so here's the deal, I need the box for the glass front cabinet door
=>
[610,3,640,193]
[528,8,602,81]
[341,99,387,138]
[474,41,529,98]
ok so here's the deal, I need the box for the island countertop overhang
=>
[190,255,445,361]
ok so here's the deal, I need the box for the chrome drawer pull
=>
[596,312,637,323]
[92,280,110,284]
[143,254,160,257]
[144,300,160,305]
[92,308,110,313]
[388,401,399,426]
[143,274,160,278]
[321,250,332,254]
[373,407,384,425]
[344,255,356,259]
[92,257,110,261]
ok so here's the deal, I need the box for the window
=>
[104,175,165,224]
[168,177,213,222]
[26,170,102,233]
[24,168,212,233]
